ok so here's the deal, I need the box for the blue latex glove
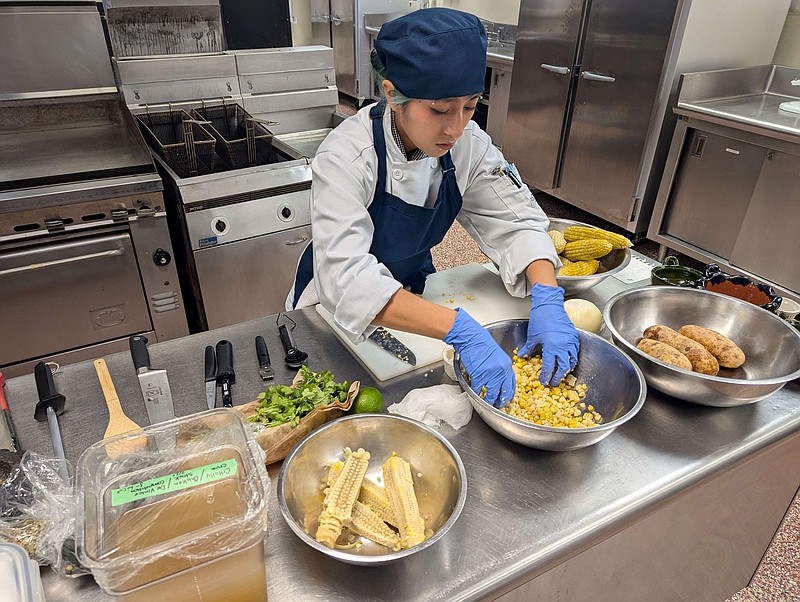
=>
[444,308,516,408]
[518,283,580,386]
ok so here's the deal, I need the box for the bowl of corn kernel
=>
[549,218,633,297]
[455,319,647,451]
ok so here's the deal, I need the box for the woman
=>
[289,8,579,407]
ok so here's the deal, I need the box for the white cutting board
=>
[315,263,531,381]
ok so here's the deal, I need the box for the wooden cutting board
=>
[316,263,531,381]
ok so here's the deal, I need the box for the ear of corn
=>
[563,226,632,249]
[316,447,370,548]
[382,455,426,549]
[348,501,401,551]
[358,479,397,527]
[547,230,567,254]
[562,239,613,261]
[558,255,573,267]
[558,259,600,277]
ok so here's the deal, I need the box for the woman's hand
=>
[518,283,580,386]
[444,308,516,408]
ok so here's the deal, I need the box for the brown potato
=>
[679,325,745,369]
[643,325,720,376]
[636,338,692,370]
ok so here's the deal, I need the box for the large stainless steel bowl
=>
[603,287,800,406]
[455,319,647,451]
[550,218,631,296]
[277,414,467,566]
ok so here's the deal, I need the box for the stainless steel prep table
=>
[5,268,800,601]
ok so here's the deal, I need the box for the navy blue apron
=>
[292,102,463,307]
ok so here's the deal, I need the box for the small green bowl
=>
[651,256,703,287]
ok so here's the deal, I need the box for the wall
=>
[291,0,313,46]
[434,0,520,25]
[773,0,800,67]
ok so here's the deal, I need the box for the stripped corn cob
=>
[326,460,343,487]
[358,479,397,526]
[547,230,566,254]
[562,239,612,261]
[348,501,401,550]
[563,226,632,249]
[382,455,426,549]
[559,259,599,277]
[316,448,369,548]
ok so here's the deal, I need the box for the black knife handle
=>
[34,362,65,420]
[255,336,271,366]
[204,345,216,381]
[129,335,151,372]
[215,340,235,382]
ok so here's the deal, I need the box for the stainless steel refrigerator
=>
[503,0,790,235]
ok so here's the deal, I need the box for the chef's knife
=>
[255,336,274,380]
[215,340,235,407]
[205,345,217,410]
[368,327,417,366]
[129,335,175,424]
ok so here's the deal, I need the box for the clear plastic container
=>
[0,542,45,602]
[76,409,270,601]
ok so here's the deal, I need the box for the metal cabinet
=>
[729,150,800,292]
[661,130,767,260]
[486,63,513,147]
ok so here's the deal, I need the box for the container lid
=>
[0,542,44,602]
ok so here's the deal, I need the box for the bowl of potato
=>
[548,218,632,296]
[603,287,800,406]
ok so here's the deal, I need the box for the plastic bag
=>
[388,384,473,431]
[0,451,87,577]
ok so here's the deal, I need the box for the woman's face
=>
[385,83,480,158]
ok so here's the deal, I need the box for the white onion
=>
[564,299,604,333]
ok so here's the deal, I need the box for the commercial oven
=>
[0,1,189,378]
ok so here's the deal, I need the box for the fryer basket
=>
[136,109,216,178]
[191,104,274,169]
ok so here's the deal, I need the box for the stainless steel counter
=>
[6,266,800,601]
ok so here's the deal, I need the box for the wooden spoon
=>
[94,358,146,457]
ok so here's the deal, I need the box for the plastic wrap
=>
[76,408,270,601]
[0,451,87,577]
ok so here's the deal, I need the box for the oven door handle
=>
[0,248,125,277]
[284,236,309,246]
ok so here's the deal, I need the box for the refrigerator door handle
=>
[540,63,571,75]
[581,71,616,83]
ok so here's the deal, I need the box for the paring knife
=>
[255,336,274,380]
[129,335,175,424]
[205,345,217,410]
[368,327,417,366]
[215,340,235,407]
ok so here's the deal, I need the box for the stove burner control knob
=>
[153,248,171,267]
[278,205,293,222]
[281,206,292,219]
[212,217,230,234]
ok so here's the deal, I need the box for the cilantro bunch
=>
[250,366,350,427]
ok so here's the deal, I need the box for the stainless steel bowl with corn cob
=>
[548,218,632,296]
[277,413,467,565]
[455,319,647,451]
[603,286,800,406]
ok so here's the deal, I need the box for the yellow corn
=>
[558,255,573,267]
[382,455,426,549]
[558,259,599,277]
[547,230,566,254]
[358,479,397,527]
[316,447,370,548]
[562,239,613,261]
[348,501,401,551]
[563,226,632,249]
[503,354,601,428]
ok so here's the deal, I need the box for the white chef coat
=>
[295,104,559,343]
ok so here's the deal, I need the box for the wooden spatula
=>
[94,358,146,457]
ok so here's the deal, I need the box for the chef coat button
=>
[391,168,403,180]
[430,159,437,169]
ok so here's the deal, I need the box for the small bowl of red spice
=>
[696,264,782,313]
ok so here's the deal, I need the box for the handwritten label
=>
[110,458,238,507]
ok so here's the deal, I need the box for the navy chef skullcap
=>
[374,8,487,100]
